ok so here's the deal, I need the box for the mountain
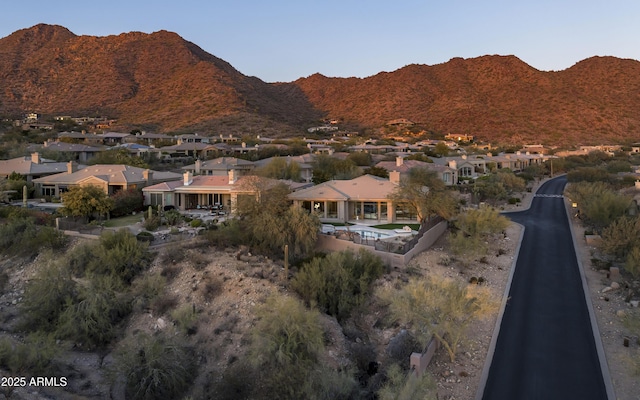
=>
[2,24,640,146]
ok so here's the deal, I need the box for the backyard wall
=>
[316,220,448,268]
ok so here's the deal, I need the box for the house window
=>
[42,186,56,197]
[313,201,325,215]
[459,167,472,177]
[302,201,312,213]
[150,193,163,206]
[363,202,377,220]
[380,203,388,220]
[327,201,338,218]
[442,173,450,183]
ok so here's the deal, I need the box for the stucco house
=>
[0,153,81,182]
[375,157,457,186]
[141,171,305,213]
[32,163,181,197]
[288,173,418,224]
[181,157,255,176]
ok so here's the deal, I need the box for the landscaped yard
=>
[103,213,144,228]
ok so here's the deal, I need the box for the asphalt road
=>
[479,176,610,400]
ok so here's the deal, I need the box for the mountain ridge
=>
[2,24,640,146]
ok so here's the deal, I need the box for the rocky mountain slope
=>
[2,24,640,145]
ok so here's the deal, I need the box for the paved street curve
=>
[478,176,613,400]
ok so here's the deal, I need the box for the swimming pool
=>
[321,224,416,239]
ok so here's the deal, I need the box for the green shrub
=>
[55,275,131,349]
[0,218,67,258]
[0,332,60,376]
[136,231,154,242]
[170,304,198,335]
[143,215,161,231]
[250,295,325,399]
[164,209,182,226]
[190,218,202,228]
[88,229,152,284]
[20,260,78,332]
[292,249,385,321]
[113,334,197,400]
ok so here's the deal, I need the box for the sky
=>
[2,0,640,83]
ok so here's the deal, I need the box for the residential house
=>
[142,170,291,212]
[157,142,211,159]
[253,155,314,183]
[130,132,176,145]
[177,134,210,144]
[40,140,104,162]
[288,174,418,224]
[32,164,181,198]
[432,152,555,182]
[101,132,130,145]
[0,153,81,182]
[375,157,457,186]
[182,157,255,176]
[444,133,474,142]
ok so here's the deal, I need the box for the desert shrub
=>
[55,274,131,349]
[190,218,203,228]
[143,215,161,231]
[136,231,154,242]
[112,333,197,400]
[599,217,640,261]
[131,273,167,312]
[204,219,247,248]
[377,363,437,400]
[301,367,360,400]
[0,218,67,257]
[202,275,223,301]
[379,276,499,362]
[150,293,178,316]
[250,295,325,399]
[88,229,152,284]
[20,260,78,332]
[164,209,182,226]
[291,249,384,321]
[624,246,640,278]
[0,332,60,376]
[170,304,198,335]
[565,181,632,231]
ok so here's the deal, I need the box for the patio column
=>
[387,201,394,223]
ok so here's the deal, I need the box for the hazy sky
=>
[2,0,639,82]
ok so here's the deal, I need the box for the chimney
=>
[228,169,237,184]
[487,153,493,157]
[143,169,153,185]
[31,152,41,164]
[194,159,202,174]
[43,140,48,148]
[241,142,247,148]
[67,161,77,174]
[448,160,457,169]
[396,156,404,167]
[389,170,401,184]
[183,171,193,186]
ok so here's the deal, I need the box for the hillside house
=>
[32,164,181,197]
[0,153,80,182]
[288,174,419,224]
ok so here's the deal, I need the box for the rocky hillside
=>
[2,24,640,145]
